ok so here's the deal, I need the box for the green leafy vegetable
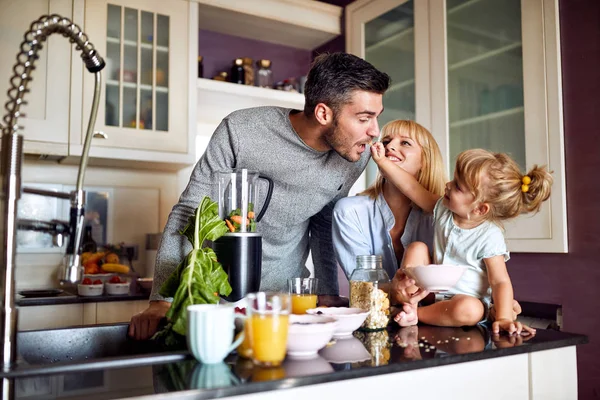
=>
[155,196,230,340]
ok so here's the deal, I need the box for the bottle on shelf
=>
[230,58,245,84]
[197,55,204,78]
[242,57,254,86]
[256,59,273,88]
[81,226,98,253]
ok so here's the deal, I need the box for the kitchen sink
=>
[3,323,189,378]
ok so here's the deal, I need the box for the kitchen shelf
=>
[197,77,304,124]
[388,78,415,93]
[365,0,484,54]
[449,42,522,71]
[366,26,414,53]
[194,0,342,50]
[450,106,524,129]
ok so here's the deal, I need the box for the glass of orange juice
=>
[288,278,318,314]
[246,292,291,367]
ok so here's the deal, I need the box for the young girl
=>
[371,145,553,335]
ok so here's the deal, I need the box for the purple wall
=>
[198,30,312,84]
[508,1,600,397]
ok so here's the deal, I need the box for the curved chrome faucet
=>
[0,14,104,375]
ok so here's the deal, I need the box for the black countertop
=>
[16,289,150,307]
[8,324,587,400]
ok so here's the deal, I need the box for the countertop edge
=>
[152,331,589,400]
[16,292,150,306]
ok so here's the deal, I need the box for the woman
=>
[332,120,446,285]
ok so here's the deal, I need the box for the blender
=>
[213,169,273,302]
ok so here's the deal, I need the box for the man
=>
[129,52,390,340]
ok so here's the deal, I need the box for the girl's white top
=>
[433,199,510,305]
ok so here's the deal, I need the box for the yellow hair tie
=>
[521,176,531,193]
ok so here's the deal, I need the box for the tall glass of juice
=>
[246,292,291,367]
[288,278,318,314]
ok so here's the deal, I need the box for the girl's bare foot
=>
[393,303,418,327]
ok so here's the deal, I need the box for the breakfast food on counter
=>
[81,278,103,285]
[225,205,256,232]
[349,281,390,330]
[353,330,391,366]
[101,263,130,274]
[81,251,130,275]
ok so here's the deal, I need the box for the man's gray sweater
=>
[150,106,369,300]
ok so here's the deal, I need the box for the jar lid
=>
[197,55,203,62]
[356,255,382,269]
[242,57,253,65]
[257,59,271,68]
[234,58,244,66]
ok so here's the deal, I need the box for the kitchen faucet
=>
[0,13,104,377]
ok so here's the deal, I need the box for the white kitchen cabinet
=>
[0,0,73,156]
[18,300,149,330]
[346,0,567,253]
[18,304,85,331]
[95,300,149,324]
[195,0,342,50]
[68,0,197,168]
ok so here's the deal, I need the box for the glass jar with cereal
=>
[349,255,390,331]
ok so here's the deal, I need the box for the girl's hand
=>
[391,268,430,305]
[370,142,385,163]
[492,318,536,336]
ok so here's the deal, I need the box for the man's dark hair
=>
[303,52,390,117]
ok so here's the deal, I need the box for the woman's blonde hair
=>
[455,148,553,224]
[361,120,446,200]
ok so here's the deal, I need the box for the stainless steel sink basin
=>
[3,323,189,378]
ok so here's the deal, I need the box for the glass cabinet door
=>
[365,1,416,125]
[105,4,170,132]
[445,0,525,174]
[82,0,188,154]
[349,0,420,185]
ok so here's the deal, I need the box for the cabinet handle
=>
[93,131,108,139]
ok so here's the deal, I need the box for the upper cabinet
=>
[0,0,73,156]
[0,0,197,169]
[196,0,342,50]
[347,0,567,253]
[72,0,196,168]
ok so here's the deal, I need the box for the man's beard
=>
[323,117,359,162]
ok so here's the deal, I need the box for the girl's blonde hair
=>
[455,149,553,224]
[361,120,446,200]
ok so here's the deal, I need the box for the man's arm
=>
[150,117,239,301]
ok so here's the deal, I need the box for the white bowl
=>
[286,314,337,359]
[319,335,371,364]
[77,284,103,297]
[404,264,468,292]
[136,277,153,291]
[282,355,334,377]
[306,307,369,338]
[105,281,130,295]
[83,273,114,284]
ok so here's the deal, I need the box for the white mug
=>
[189,362,239,389]
[187,304,245,364]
